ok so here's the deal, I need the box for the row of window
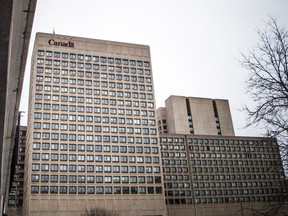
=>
[166,195,284,205]
[33,133,158,144]
[188,138,275,146]
[193,188,283,197]
[194,195,284,204]
[161,137,275,146]
[189,159,279,167]
[163,168,282,179]
[37,50,150,67]
[34,122,157,133]
[165,190,191,197]
[31,185,162,195]
[35,86,154,99]
[36,75,152,86]
[37,69,152,81]
[188,152,279,160]
[162,143,277,153]
[190,166,278,174]
[163,167,189,173]
[35,81,153,94]
[161,152,187,158]
[31,174,162,184]
[32,153,160,164]
[34,112,155,123]
[192,181,280,189]
[35,104,154,115]
[190,174,281,181]
[31,164,161,173]
[188,145,277,153]
[34,124,157,135]
[34,111,155,123]
[162,160,283,173]
[35,95,155,107]
[36,62,151,74]
[32,142,159,153]
[162,159,188,166]
[165,189,282,198]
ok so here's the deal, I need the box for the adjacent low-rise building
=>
[157,96,287,216]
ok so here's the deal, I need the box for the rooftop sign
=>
[48,39,74,48]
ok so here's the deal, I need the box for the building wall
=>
[214,99,234,136]
[160,96,235,136]
[188,97,218,135]
[23,33,166,216]
[157,107,167,134]
[160,134,286,216]
[165,96,190,134]
[27,195,165,216]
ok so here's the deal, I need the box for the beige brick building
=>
[23,33,166,216]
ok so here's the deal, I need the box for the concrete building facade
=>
[157,96,235,136]
[23,33,166,216]
[160,134,286,216]
[157,96,287,216]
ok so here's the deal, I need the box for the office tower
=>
[24,33,166,216]
[157,96,287,216]
[157,96,235,136]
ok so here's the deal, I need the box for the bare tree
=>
[81,207,119,216]
[241,17,288,172]
[241,16,288,215]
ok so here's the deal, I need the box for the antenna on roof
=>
[53,28,55,35]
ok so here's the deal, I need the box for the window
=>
[33,132,41,139]
[87,186,95,194]
[41,164,49,171]
[87,165,94,172]
[96,186,103,194]
[60,164,67,171]
[78,54,84,61]
[60,186,67,194]
[69,186,76,194]
[69,165,76,172]
[69,154,76,161]
[34,122,41,129]
[31,174,39,182]
[50,175,58,182]
[50,164,58,171]
[105,176,112,183]
[31,186,39,193]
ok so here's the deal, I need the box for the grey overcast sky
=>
[20,0,288,136]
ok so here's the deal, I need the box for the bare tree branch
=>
[240,16,288,215]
